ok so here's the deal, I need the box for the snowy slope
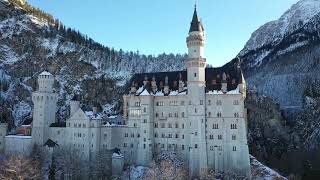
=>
[240,0,320,56]
[0,0,186,128]
[121,152,286,180]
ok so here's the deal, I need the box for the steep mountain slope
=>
[231,0,320,177]
[0,0,186,128]
[238,0,320,109]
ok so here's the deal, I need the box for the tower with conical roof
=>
[186,5,208,178]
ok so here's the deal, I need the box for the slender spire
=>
[189,4,204,32]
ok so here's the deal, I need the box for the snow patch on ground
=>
[276,41,308,56]
[58,41,76,54]
[250,156,287,180]
[12,101,31,127]
[40,37,59,57]
[122,166,148,180]
[253,50,270,67]
[0,44,21,65]
[0,15,33,38]
[28,15,49,28]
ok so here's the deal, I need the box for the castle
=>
[0,6,251,178]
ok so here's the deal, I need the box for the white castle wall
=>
[4,135,33,156]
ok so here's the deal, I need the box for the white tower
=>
[186,6,208,178]
[32,71,58,146]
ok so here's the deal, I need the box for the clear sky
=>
[27,0,299,67]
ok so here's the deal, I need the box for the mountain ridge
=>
[0,0,186,128]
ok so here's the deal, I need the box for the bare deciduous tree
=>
[200,167,216,180]
[143,159,188,180]
[91,150,112,179]
[0,154,42,180]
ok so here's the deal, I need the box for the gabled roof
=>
[69,108,89,120]
[44,139,59,148]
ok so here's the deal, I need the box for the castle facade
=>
[0,7,251,178]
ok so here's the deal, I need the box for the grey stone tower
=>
[186,6,208,178]
[32,71,58,146]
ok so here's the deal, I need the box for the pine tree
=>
[48,157,56,180]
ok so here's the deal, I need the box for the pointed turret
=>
[189,5,204,33]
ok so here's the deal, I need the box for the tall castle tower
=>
[186,6,208,177]
[32,71,58,146]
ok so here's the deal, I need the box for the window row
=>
[124,133,140,138]
[155,123,184,129]
[208,134,237,140]
[155,133,185,139]
[74,133,86,138]
[71,123,87,128]
[155,112,185,118]
[129,109,141,117]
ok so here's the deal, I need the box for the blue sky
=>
[28,0,298,67]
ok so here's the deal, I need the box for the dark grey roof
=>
[71,94,80,101]
[125,65,244,96]
[44,139,59,147]
[50,122,66,127]
[189,5,204,32]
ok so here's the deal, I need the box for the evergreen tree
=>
[48,157,56,180]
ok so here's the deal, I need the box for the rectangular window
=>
[218,135,222,140]
[161,123,165,128]
[195,144,198,148]
[232,135,236,140]
[209,135,214,139]
[155,123,158,128]
[194,73,197,77]
[182,145,185,150]
[200,100,204,105]
[143,119,147,123]
[233,146,237,151]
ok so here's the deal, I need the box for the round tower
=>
[32,71,58,146]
